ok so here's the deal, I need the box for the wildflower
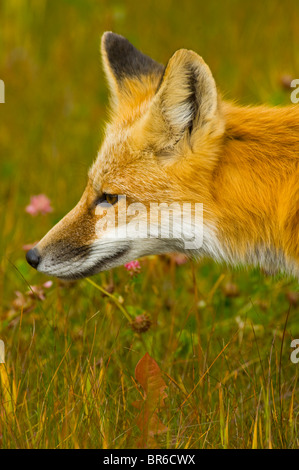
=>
[171,253,188,265]
[280,74,294,90]
[22,241,39,251]
[223,282,239,298]
[124,260,141,275]
[25,194,53,216]
[286,291,299,307]
[12,291,33,312]
[43,280,53,289]
[27,281,53,301]
[130,313,152,333]
[8,281,53,319]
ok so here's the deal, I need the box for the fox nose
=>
[26,247,41,269]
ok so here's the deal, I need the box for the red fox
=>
[26,32,299,280]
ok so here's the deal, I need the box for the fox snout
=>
[26,247,41,269]
[26,191,135,280]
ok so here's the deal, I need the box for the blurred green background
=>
[0,0,298,449]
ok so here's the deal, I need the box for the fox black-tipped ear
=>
[101,32,163,81]
[101,32,164,109]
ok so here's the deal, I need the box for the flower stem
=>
[86,278,132,323]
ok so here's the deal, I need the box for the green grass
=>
[0,0,299,449]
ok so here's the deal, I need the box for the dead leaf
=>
[133,352,168,448]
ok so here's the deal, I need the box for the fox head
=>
[26,32,225,280]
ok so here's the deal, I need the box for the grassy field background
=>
[0,0,299,449]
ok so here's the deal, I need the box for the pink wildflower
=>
[43,281,53,289]
[27,281,53,301]
[171,254,188,265]
[25,194,53,216]
[124,260,141,275]
[22,241,39,251]
[130,313,152,333]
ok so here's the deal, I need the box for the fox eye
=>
[96,193,118,206]
[105,194,118,205]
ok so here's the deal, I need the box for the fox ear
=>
[101,32,164,110]
[140,49,221,152]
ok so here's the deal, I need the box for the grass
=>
[0,0,299,449]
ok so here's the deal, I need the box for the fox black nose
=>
[26,247,41,269]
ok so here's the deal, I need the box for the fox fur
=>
[26,32,299,280]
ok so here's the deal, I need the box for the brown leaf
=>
[133,352,168,448]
